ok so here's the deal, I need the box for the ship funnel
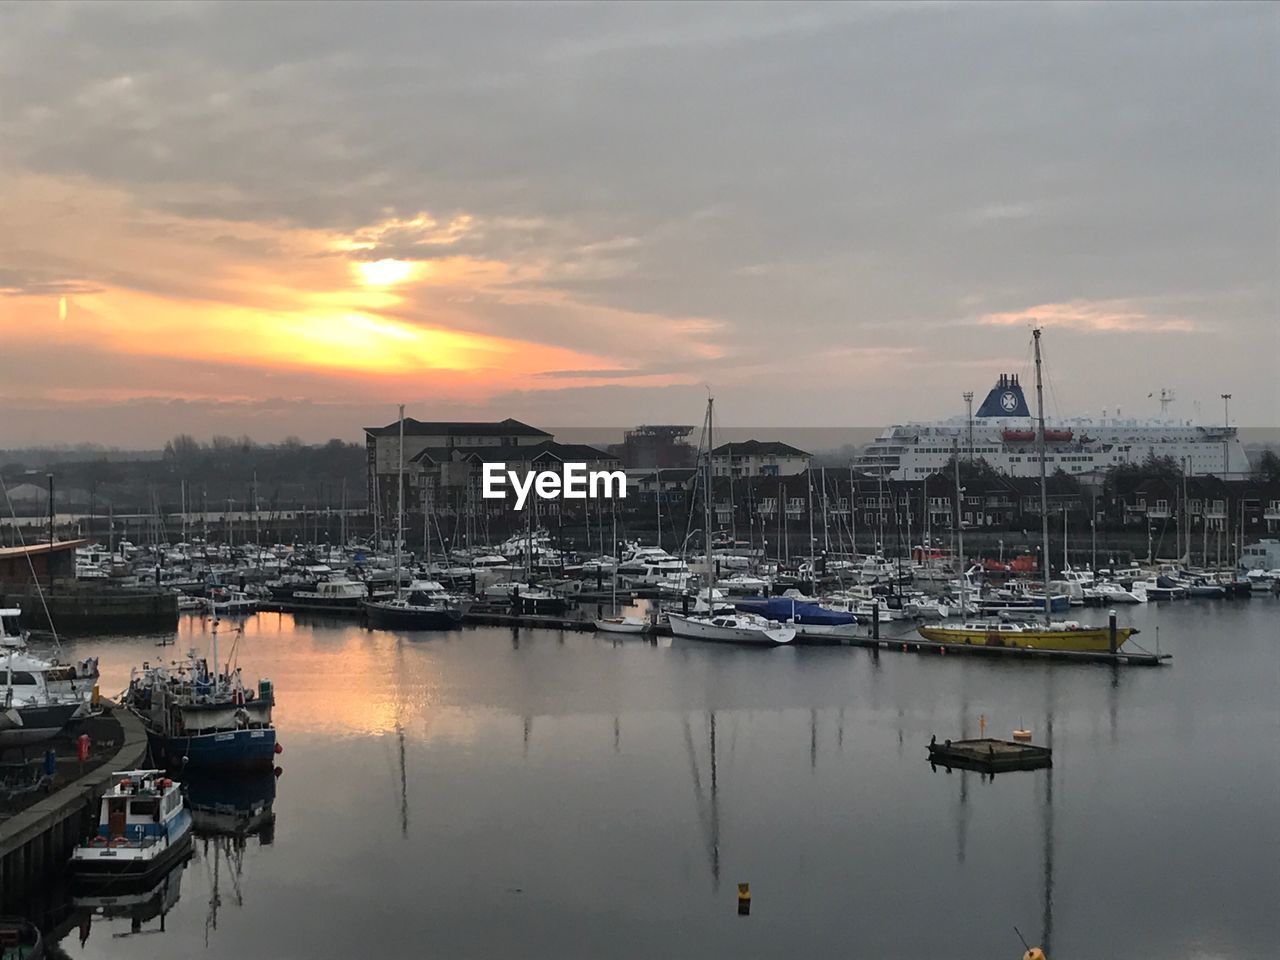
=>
[975,374,1031,418]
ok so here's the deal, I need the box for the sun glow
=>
[355,258,418,287]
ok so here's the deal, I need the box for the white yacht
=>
[667,611,795,646]
[857,372,1248,480]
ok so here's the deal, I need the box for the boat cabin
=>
[91,771,185,845]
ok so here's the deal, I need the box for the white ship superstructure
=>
[857,374,1248,480]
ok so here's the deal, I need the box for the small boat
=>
[288,578,373,612]
[667,611,795,646]
[0,917,42,959]
[1185,579,1226,598]
[70,770,193,889]
[3,650,87,748]
[208,588,257,616]
[593,616,649,635]
[364,595,465,630]
[1084,581,1144,605]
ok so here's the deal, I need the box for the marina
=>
[0,597,1274,958]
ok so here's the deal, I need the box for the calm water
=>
[36,599,1280,959]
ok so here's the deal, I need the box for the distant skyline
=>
[1,2,1276,447]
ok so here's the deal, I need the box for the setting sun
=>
[355,258,418,286]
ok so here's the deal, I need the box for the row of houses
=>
[363,417,1280,542]
[364,417,813,516]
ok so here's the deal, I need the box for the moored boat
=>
[593,615,649,635]
[916,619,1136,653]
[668,611,795,645]
[124,640,278,772]
[70,770,193,890]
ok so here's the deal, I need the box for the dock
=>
[927,737,1052,773]
[0,704,148,911]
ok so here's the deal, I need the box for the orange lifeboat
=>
[1002,429,1035,442]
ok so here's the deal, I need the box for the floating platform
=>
[927,737,1052,773]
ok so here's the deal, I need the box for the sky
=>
[0,1,1276,447]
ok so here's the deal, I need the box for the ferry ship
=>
[856,374,1248,480]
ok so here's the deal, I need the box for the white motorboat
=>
[209,589,257,616]
[667,611,794,645]
[1086,581,1144,604]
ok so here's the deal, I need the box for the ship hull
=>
[916,624,1134,653]
[145,726,277,772]
[364,602,464,630]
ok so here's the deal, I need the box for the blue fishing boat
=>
[123,623,279,772]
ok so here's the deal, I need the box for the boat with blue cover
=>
[733,596,858,643]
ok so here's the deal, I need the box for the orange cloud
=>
[977,298,1198,333]
[0,173,722,407]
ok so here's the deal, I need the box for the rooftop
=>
[364,417,552,439]
[712,440,812,458]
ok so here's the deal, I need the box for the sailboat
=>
[917,330,1137,653]
[364,405,468,631]
[666,397,795,646]
[595,501,648,634]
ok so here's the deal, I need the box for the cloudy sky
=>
[1,1,1276,446]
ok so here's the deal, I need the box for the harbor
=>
[1,375,1275,958]
[2,1,1275,954]
[0,598,1274,957]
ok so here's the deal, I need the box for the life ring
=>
[89,835,109,847]
[108,836,128,848]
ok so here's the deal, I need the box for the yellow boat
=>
[916,620,1136,653]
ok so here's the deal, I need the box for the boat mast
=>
[396,404,404,598]
[704,398,715,593]
[611,498,618,616]
[1033,328,1051,625]
[954,439,965,614]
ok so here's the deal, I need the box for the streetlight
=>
[1220,393,1232,476]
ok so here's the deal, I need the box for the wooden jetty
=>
[927,737,1052,773]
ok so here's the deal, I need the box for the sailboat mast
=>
[611,498,618,615]
[395,404,404,595]
[1033,328,1051,624]
[954,439,965,613]
[704,398,715,589]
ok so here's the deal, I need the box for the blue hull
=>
[146,727,276,772]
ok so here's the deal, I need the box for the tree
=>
[1254,449,1280,484]
[163,433,201,462]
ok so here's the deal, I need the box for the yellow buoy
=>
[1023,948,1046,960]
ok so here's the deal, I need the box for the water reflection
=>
[69,851,190,945]
[25,600,1279,958]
